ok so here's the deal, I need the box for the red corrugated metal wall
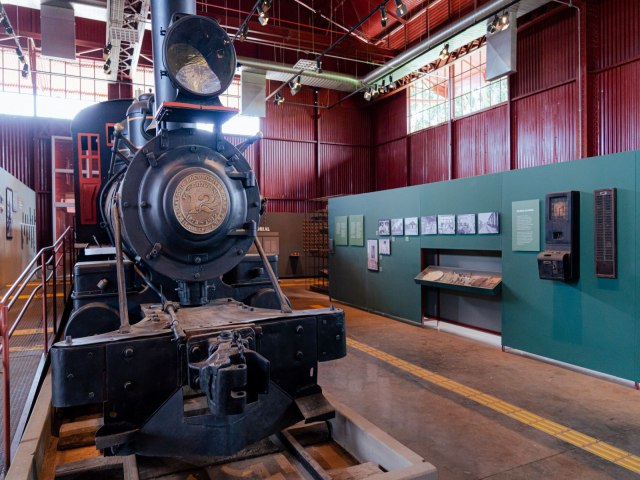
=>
[375,139,408,190]
[260,83,372,212]
[590,0,640,156]
[453,105,509,178]
[0,116,71,249]
[409,124,449,185]
[512,83,576,168]
[0,117,35,187]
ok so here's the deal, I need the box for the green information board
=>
[511,199,540,251]
[348,215,364,246]
[335,216,349,246]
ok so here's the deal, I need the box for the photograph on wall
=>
[367,239,379,271]
[378,219,391,236]
[379,238,391,255]
[478,211,500,234]
[391,218,404,236]
[421,215,437,235]
[437,214,455,235]
[404,217,419,236]
[5,187,13,240]
[456,214,476,234]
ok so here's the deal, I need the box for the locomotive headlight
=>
[163,15,236,99]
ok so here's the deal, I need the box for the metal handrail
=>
[0,226,75,470]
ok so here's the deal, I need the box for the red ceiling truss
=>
[0,0,496,78]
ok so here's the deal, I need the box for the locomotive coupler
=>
[189,329,270,416]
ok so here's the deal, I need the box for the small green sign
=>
[512,199,540,251]
[335,216,349,246]
[348,215,364,246]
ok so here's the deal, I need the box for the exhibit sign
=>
[512,199,540,251]
[349,215,364,246]
[335,216,349,246]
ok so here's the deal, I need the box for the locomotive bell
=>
[163,15,236,101]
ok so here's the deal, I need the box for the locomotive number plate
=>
[173,172,229,234]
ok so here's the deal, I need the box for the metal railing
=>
[0,227,75,469]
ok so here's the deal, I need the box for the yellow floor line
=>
[309,304,328,309]
[12,328,54,336]
[347,337,640,475]
[9,345,43,353]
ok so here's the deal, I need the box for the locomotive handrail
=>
[0,226,75,471]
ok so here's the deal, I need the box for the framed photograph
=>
[379,238,391,255]
[367,239,379,271]
[478,211,500,234]
[404,217,419,236]
[437,214,455,235]
[421,215,437,235]
[391,218,404,236]
[456,214,476,234]
[378,219,391,236]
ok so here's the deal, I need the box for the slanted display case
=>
[415,265,502,296]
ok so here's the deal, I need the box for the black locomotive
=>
[51,0,346,458]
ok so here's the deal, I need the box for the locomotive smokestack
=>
[150,0,196,115]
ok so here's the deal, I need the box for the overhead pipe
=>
[237,56,362,89]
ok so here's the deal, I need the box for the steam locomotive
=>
[51,1,346,458]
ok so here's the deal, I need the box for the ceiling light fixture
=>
[21,63,29,78]
[380,6,388,27]
[394,0,407,17]
[388,75,396,89]
[258,0,272,26]
[103,42,112,57]
[439,43,449,61]
[238,24,249,41]
[274,91,284,105]
[364,88,372,101]
[290,75,302,95]
[499,11,510,30]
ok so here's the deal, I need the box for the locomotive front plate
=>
[172,171,230,234]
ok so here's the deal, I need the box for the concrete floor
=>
[282,280,640,480]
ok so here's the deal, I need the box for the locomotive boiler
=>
[51,0,346,458]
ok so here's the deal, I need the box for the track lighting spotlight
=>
[371,87,379,99]
[388,75,396,89]
[364,88,372,101]
[487,12,509,35]
[274,91,284,105]
[1,16,13,35]
[394,0,407,17]
[439,43,449,61]
[499,11,510,30]
[21,63,28,78]
[258,0,272,26]
[290,75,302,96]
[316,59,322,73]
[380,6,388,27]
[103,43,112,56]
[238,24,249,41]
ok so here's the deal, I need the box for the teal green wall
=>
[329,151,639,381]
